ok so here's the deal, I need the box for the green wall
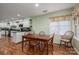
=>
[31,8,72,44]
[31,15,50,35]
[31,8,72,35]
[71,16,79,54]
[73,39,79,52]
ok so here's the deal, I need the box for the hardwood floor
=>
[0,36,77,55]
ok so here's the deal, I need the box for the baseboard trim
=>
[73,47,79,55]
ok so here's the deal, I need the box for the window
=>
[50,20,71,35]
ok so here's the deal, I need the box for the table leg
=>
[28,40,31,49]
[46,41,48,55]
[5,30,6,37]
[22,37,24,51]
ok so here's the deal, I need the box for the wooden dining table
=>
[22,34,53,55]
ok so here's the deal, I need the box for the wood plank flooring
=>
[0,36,77,55]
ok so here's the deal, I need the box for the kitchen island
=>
[0,27,31,43]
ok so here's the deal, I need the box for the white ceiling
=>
[0,3,76,20]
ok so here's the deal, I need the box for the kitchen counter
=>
[0,27,31,43]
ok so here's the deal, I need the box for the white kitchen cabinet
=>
[11,32,29,43]
[11,32,25,43]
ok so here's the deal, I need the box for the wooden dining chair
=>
[40,33,55,54]
[48,33,55,54]
[39,31,45,36]
[25,31,40,54]
[39,31,46,51]
[59,31,74,48]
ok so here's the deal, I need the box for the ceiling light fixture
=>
[35,3,39,7]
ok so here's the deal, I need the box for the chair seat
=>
[61,39,70,42]
[30,41,40,46]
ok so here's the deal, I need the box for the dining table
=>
[22,33,53,55]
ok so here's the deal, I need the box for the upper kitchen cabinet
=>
[9,17,31,28]
[22,18,30,27]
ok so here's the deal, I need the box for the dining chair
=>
[59,31,74,48]
[48,33,55,54]
[25,31,40,54]
[39,31,46,51]
[39,31,45,36]
[39,31,54,54]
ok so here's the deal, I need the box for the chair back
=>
[64,31,74,42]
[39,31,45,36]
[49,33,55,44]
